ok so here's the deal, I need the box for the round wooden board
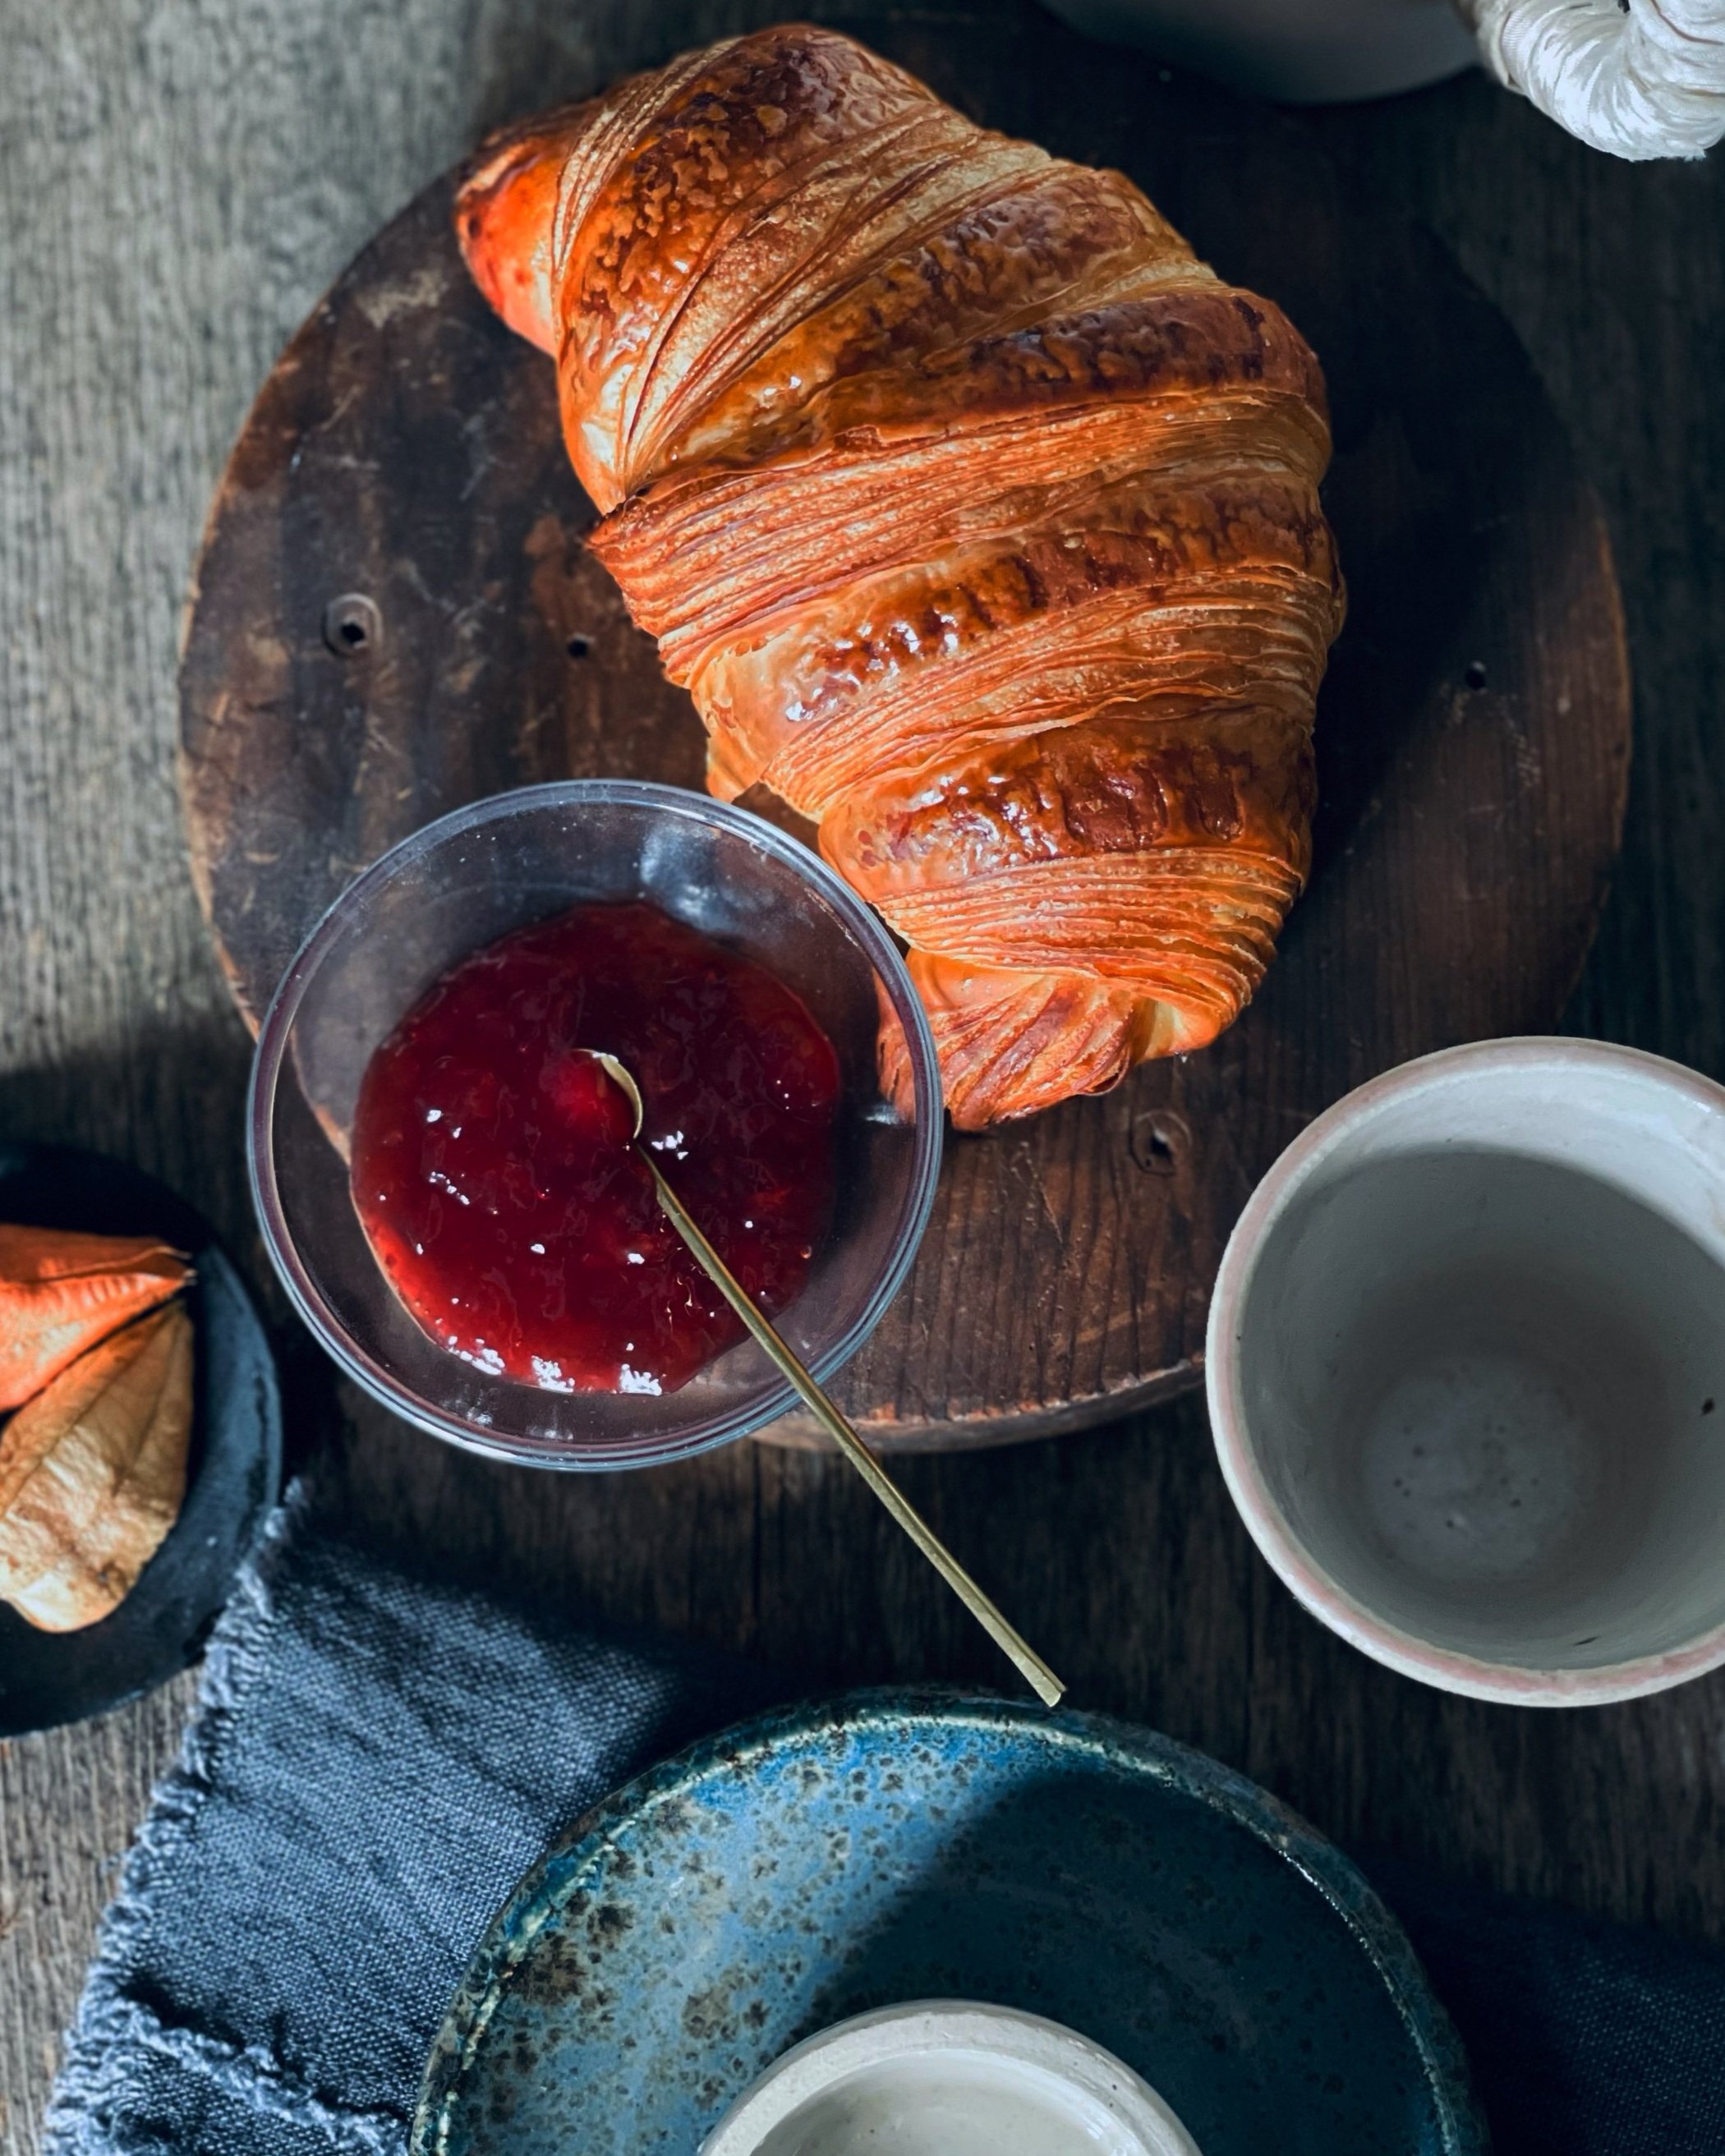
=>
[180,2,1629,1454]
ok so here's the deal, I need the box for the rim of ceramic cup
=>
[1205,1036,1725,1706]
[247,779,943,1469]
[701,2000,1203,2156]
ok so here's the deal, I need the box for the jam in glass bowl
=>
[247,781,941,1469]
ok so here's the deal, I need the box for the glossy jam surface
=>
[350,903,841,1395]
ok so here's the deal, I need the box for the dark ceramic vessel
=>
[0,1144,283,1737]
[416,1692,1486,2155]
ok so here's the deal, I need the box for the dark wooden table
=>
[2,2,1723,2147]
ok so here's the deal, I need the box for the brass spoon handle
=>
[640,1150,1065,1709]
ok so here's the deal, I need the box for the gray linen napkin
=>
[43,1482,784,2156]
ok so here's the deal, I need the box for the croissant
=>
[457,25,1343,1126]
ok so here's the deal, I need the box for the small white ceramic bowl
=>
[1207,1038,1725,1705]
[702,2002,1201,2156]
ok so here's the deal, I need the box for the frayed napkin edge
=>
[41,1478,410,2156]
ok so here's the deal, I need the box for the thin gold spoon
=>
[585,1050,1065,1708]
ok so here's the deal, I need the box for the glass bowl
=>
[247,781,941,1469]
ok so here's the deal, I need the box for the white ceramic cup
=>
[1206,1038,1725,1704]
[702,2002,1200,2156]
[1037,0,1479,102]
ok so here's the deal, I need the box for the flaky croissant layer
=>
[457,24,1343,1126]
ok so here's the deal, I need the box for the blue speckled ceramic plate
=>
[414,1693,1486,2156]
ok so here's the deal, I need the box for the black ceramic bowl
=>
[0,1145,282,1737]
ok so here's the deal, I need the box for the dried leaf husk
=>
[0,1223,191,1411]
[0,1300,194,1631]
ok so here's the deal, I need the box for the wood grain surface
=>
[2,1,1724,2149]
[177,31,1629,1451]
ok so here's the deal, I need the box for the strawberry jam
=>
[350,903,841,1395]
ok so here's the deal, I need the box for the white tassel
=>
[1459,0,1725,159]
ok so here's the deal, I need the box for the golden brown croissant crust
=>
[458,25,1344,1126]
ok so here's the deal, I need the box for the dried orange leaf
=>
[0,1301,194,1632]
[0,1223,191,1411]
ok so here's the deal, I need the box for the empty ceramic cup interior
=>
[1208,1041,1725,1700]
[701,2002,1201,2156]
